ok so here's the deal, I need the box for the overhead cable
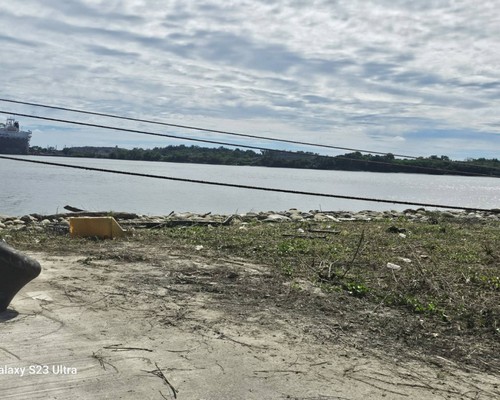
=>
[0,155,496,213]
[2,98,499,173]
[0,97,423,159]
[0,110,496,178]
[0,110,271,151]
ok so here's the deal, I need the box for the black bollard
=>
[0,242,41,312]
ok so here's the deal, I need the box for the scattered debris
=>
[387,262,402,270]
[387,226,407,234]
[69,217,128,239]
[143,362,177,399]
[103,344,153,352]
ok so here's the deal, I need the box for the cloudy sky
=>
[1,0,499,159]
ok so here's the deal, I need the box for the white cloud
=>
[0,0,499,158]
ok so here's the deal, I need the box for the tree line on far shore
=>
[29,145,500,177]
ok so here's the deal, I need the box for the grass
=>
[3,212,499,369]
[6,216,499,331]
[138,216,499,334]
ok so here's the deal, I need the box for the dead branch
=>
[103,345,153,352]
[31,210,140,220]
[307,228,341,234]
[340,229,365,279]
[253,369,305,374]
[282,234,327,239]
[217,332,268,349]
[159,391,169,400]
[91,352,119,373]
[0,347,21,360]
[163,344,201,353]
[143,362,177,399]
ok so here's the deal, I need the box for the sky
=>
[1,0,499,159]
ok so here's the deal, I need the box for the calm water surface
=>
[1,156,499,215]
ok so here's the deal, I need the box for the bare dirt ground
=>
[1,240,499,399]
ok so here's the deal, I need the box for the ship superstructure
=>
[0,117,31,154]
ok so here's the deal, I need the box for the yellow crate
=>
[69,217,127,239]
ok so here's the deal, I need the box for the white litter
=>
[387,262,402,270]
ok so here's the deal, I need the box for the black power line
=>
[2,98,500,174]
[0,97,420,159]
[0,110,497,178]
[0,110,273,151]
[0,155,496,213]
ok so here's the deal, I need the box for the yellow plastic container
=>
[69,217,127,239]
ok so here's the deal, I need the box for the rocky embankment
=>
[0,208,499,233]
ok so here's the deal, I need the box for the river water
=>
[0,156,499,216]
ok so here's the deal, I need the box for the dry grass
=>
[4,212,499,371]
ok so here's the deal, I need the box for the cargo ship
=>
[0,117,32,154]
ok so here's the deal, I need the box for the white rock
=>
[264,214,291,222]
[387,262,402,270]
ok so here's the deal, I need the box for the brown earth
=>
[1,237,499,399]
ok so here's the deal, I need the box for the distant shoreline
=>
[27,145,500,178]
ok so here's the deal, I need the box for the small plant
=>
[469,272,500,291]
[343,281,369,298]
[399,295,439,314]
[276,239,311,255]
[479,275,500,291]
[280,261,295,277]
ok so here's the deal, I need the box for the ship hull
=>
[0,137,30,155]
